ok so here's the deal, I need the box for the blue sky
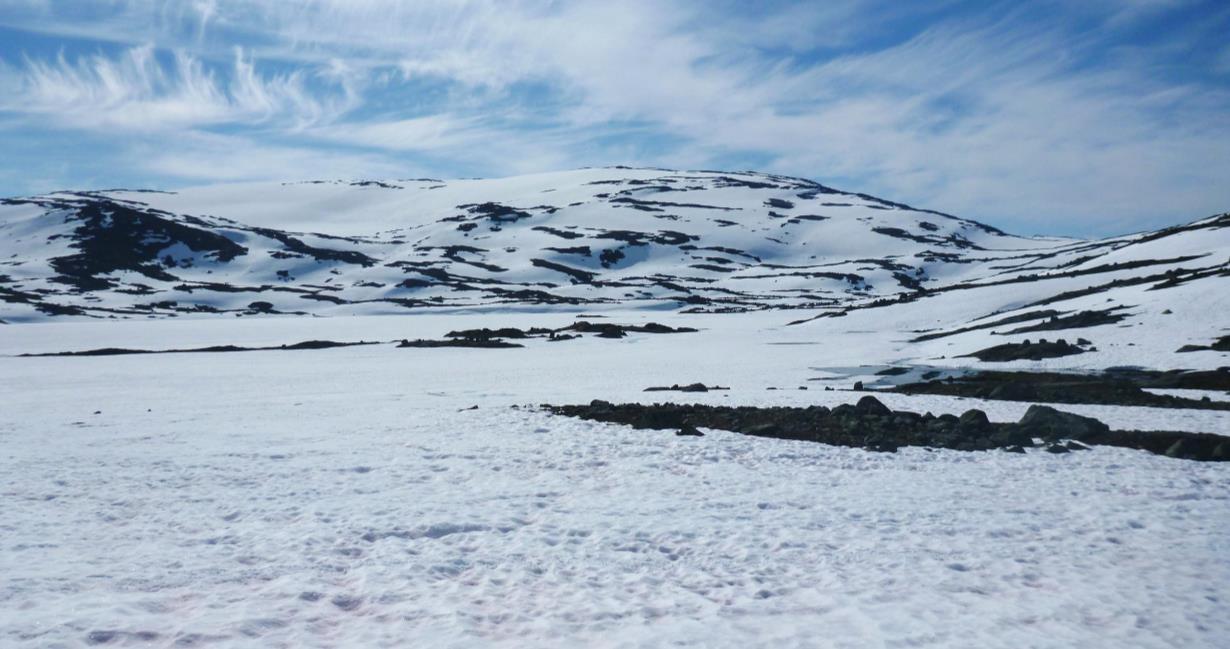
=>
[0,0,1227,236]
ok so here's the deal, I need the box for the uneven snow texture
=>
[2,314,1229,648]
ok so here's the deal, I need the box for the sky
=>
[0,1,1228,236]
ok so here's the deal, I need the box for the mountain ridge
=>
[1,169,1225,341]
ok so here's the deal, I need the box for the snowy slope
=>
[0,168,1081,318]
[3,166,1226,371]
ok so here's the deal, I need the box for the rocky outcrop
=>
[546,397,1230,461]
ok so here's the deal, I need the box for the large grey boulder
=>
[1016,405,1110,441]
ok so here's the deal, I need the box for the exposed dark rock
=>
[593,229,698,247]
[599,248,626,268]
[745,422,782,437]
[676,425,705,437]
[397,338,523,349]
[530,259,597,284]
[24,339,379,357]
[49,201,248,291]
[855,395,891,416]
[485,288,587,304]
[249,227,376,266]
[892,369,1230,410]
[609,197,739,212]
[531,225,585,239]
[959,409,991,429]
[998,308,1130,334]
[544,398,1229,461]
[445,327,551,341]
[644,383,729,392]
[457,202,533,224]
[872,227,982,250]
[783,214,830,225]
[546,246,592,256]
[1017,405,1108,439]
[1176,335,1230,353]
[562,321,698,337]
[965,339,1085,362]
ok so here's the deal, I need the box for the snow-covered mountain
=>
[3,168,1230,647]
[1,167,1227,332]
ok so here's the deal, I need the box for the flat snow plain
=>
[1,312,1228,648]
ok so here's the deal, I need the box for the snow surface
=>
[1,312,1228,648]
[2,168,1227,646]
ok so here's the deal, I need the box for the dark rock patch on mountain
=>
[49,201,248,291]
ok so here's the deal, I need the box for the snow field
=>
[1,316,1228,647]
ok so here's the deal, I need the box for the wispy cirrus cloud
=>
[0,0,1227,235]
[0,44,352,130]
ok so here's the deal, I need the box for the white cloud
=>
[0,44,351,131]
[0,0,1226,233]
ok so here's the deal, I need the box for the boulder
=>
[744,422,782,437]
[958,409,990,429]
[1016,405,1110,441]
[1165,439,1189,458]
[830,404,857,418]
[989,428,1034,448]
[1213,441,1230,461]
[855,395,892,416]
[676,425,704,437]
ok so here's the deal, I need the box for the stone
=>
[958,409,990,428]
[854,395,891,416]
[1165,439,1188,458]
[744,423,781,437]
[1017,405,1110,440]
